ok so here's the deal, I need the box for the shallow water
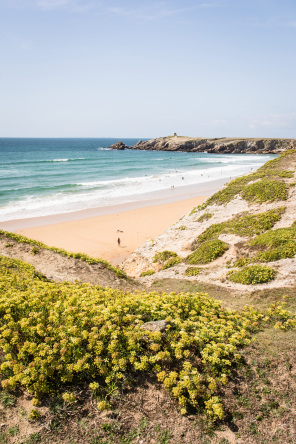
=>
[0,138,276,221]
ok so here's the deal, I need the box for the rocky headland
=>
[110,135,296,154]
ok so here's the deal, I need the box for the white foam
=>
[0,153,275,221]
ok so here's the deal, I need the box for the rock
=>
[129,136,296,154]
[141,320,168,332]
[109,141,129,150]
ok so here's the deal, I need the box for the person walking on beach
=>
[117,237,121,246]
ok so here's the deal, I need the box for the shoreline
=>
[0,177,230,266]
[0,177,227,231]
[0,177,233,266]
[11,196,207,266]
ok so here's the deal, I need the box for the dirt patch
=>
[222,328,296,444]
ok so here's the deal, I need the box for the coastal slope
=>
[0,153,296,443]
[0,231,138,291]
[123,149,296,292]
[112,135,296,154]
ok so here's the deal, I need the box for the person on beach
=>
[117,237,121,246]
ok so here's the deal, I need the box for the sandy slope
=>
[123,152,296,292]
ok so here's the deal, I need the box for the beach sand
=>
[11,196,206,265]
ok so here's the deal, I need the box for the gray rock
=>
[109,141,129,150]
[141,320,168,333]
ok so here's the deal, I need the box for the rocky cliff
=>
[112,135,296,154]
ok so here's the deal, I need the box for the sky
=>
[0,0,295,138]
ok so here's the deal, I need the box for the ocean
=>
[0,138,276,222]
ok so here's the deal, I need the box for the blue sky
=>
[0,0,295,138]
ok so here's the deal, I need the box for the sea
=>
[0,138,276,222]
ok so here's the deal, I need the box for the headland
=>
[110,135,296,154]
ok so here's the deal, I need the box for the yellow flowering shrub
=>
[0,255,295,422]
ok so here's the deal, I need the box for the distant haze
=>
[0,0,295,138]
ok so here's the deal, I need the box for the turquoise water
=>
[0,138,276,221]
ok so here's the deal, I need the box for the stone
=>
[141,320,168,332]
[109,141,129,150]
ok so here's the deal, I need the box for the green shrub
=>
[249,226,296,262]
[227,265,275,285]
[140,270,155,277]
[205,175,248,206]
[194,208,284,248]
[185,267,201,276]
[255,241,296,262]
[153,250,178,263]
[0,391,16,408]
[31,247,39,255]
[241,180,288,203]
[200,150,295,207]
[233,224,296,265]
[161,257,182,270]
[197,212,213,222]
[249,226,296,248]
[233,257,252,268]
[229,208,285,237]
[29,409,41,420]
[189,204,202,215]
[186,239,229,264]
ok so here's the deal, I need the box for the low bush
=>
[186,239,229,264]
[233,257,251,268]
[197,212,213,223]
[194,208,284,248]
[249,226,296,263]
[185,267,201,276]
[255,241,296,263]
[200,150,295,207]
[161,257,182,270]
[249,226,296,248]
[227,265,275,285]
[153,251,178,263]
[241,180,288,203]
[140,270,156,277]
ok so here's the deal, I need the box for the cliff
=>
[114,135,296,154]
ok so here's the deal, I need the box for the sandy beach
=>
[8,196,206,265]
